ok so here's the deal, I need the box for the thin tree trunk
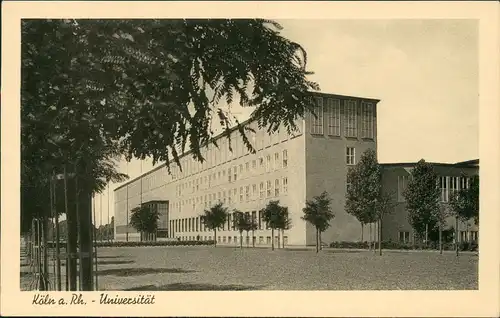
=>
[319,231,322,250]
[64,165,78,291]
[282,229,285,249]
[252,230,255,248]
[214,229,217,247]
[51,175,62,291]
[439,222,443,254]
[240,232,243,249]
[378,218,382,256]
[455,216,459,256]
[361,222,364,242]
[316,228,319,253]
[246,232,249,248]
[425,223,428,248]
[466,222,469,243]
[271,228,275,251]
[369,223,372,250]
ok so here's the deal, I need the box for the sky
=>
[91,19,479,226]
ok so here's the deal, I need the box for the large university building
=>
[114,91,380,246]
[113,91,479,246]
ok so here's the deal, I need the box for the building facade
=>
[114,91,380,246]
[381,160,479,244]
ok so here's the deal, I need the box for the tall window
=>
[266,155,271,172]
[228,168,232,182]
[310,97,324,135]
[344,100,357,138]
[282,177,288,193]
[252,160,257,170]
[450,176,460,200]
[266,180,272,197]
[460,176,470,189]
[252,184,257,198]
[233,166,237,181]
[440,176,449,202]
[274,153,280,170]
[346,147,355,165]
[245,185,250,201]
[260,182,265,199]
[361,102,374,139]
[259,157,264,169]
[397,175,409,202]
[327,98,341,136]
[282,150,288,168]
[399,231,410,243]
[275,179,280,196]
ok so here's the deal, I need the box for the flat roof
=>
[381,159,479,168]
[114,91,381,192]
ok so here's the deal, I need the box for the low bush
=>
[329,240,478,252]
[95,240,215,248]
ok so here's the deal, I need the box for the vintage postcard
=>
[1,1,499,317]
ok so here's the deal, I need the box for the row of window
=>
[177,235,288,245]
[169,208,289,235]
[310,97,375,139]
[397,175,472,202]
[398,230,478,243]
[174,150,288,197]
[171,177,289,215]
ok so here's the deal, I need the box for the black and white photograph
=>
[2,1,499,317]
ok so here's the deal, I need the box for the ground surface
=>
[21,246,478,291]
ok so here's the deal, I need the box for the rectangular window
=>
[233,166,237,181]
[460,231,467,242]
[228,168,232,182]
[397,175,409,202]
[245,185,250,201]
[398,231,410,243]
[460,176,470,190]
[275,179,280,196]
[283,177,288,193]
[361,102,374,139]
[266,236,271,244]
[252,184,257,198]
[266,155,271,172]
[245,162,250,173]
[259,236,264,244]
[228,236,232,243]
[344,100,357,138]
[470,231,478,242]
[259,157,264,169]
[258,210,262,230]
[239,164,243,174]
[440,176,449,202]
[240,187,244,202]
[310,97,324,135]
[252,160,256,170]
[260,182,265,199]
[282,150,288,168]
[450,176,460,200]
[346,147,355,165]
[267,180,272,197]
[274,153,280,170]
[327,98,341,136]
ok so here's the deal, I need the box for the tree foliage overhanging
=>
[21,19,319,231]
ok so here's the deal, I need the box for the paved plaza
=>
[21,246,478,291]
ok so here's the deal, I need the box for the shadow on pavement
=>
[97,267,196,277]
[97,260,135,265]
[97,255,125,259]
[125,282,265,291]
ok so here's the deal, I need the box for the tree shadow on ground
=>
[96,267,196,277]
[324,249,364,254]
[124,282,265,291]
[98,255,124,259]
[97,260,135,265]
